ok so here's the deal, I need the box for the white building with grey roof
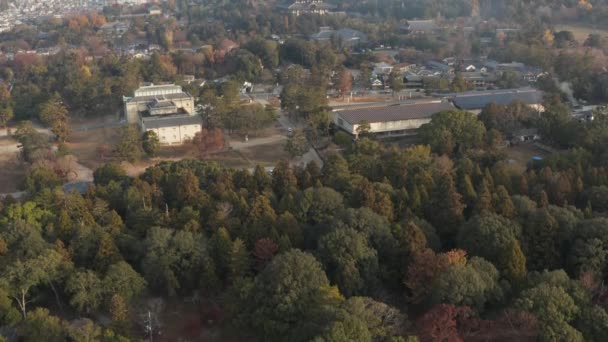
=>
[123,83,201,145]
[333,100,455,138]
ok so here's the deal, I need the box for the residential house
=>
[426,61,454,75]
[403,73,424,89]
[100,21,129,38]
[371,78,384,89]
[393,63,416,73]
[461,72,497,90]
[148,5,162,16]
[454,58,492,73]
[511,128,540,144]
[182,75,195,83]
[373,62,393,76]
[496,62,545,82]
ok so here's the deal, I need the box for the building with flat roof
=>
[123,83,195,124]
[447,88,544,114]
[123,83,199,145]
[333,100,455,138]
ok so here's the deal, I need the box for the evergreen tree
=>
[211,227,233,282]
[460,174,477,207]
[93,233,121,273]
[539,190,550,208]
[109,294,128,332]
[475,180,494,214]
[427,174,465,241]
[246,195,278,244]
[397,221,428,260]
[113,125,143,162]
[252,165,272,193]
[229,238,250,281]
[272,160,298,199]
[494,185,515,218]
[501,238,527,283]
[523,209,561,271]
[142,130,160,157]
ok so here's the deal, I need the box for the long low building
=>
[333,100,455,137]
[448,88,544,114]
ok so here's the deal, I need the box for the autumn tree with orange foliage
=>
[192,128,225,158]
[416,304,474,342]
[404,249,442,303]
[253,238,279,271]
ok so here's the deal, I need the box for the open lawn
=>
[132,298,254,342]
[504,143,551,172]
[555,23,608,42]
[119,141,289,177]
[65,127,120,170]
[239,141,291,166]
[0,137,24,193]
[65,122,292,177]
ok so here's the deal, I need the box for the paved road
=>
[276,112,324,168]
[228,134,287,150]
[0,120,124,138]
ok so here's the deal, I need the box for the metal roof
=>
[127,92,192,103]
[449,88,543,110]
[335,100,455,125]
[149,100,177,109]
[311,28,367,41]
[142,115,202,129]
[406,20,438,32]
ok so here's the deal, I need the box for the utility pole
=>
[145,310,153,342]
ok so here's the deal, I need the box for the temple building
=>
[286,0,336,16]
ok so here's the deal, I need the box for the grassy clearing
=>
[504,143,550,172]
[555,23,608,42]
[0,137,24,193]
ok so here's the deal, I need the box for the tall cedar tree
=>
[523,209,561,271]
[427,173,465,242]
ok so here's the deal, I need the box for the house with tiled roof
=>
[311,27,367,47]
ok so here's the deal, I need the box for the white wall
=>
[366,118,431,133]
[146,124,201,145]
[333,112,430,136]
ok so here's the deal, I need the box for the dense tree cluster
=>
[2,0,608,340]
[2,101,608,339]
